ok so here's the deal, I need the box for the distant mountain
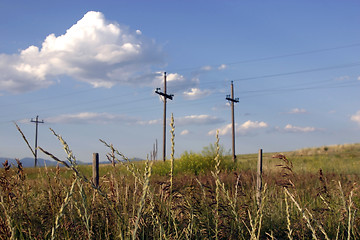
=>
[0,156,145,168]
[0,157,58,168]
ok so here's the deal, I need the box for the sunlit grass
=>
[3,122,360,239]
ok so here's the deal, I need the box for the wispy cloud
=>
[201,65,212,71]
[45,112,137,124]
[177,115,224,126]
[208,120,268,136]
[218,64,227,70]
[283,124,317,133]
[164,63,229,95]
[180,129,190,135]
[288,108,307,114]
[0,11,164,93]
[135,114,222,126]
[351,110,360,125]
[153,72,199,94]
[137,119,161,125]
[335,75,350,81]
[183,88,212,100]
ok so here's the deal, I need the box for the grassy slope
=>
[21,143,360,179]
[239,143,360,174]
[2,143,360,239]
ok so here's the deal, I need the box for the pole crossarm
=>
[31,117,44,124]
[226,96,239,103]
[155,89,174,100]
[30,115,44,167]
[155,72,174,161]
[226,81,239,163]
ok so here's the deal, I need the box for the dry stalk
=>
[284,187,319,240]
[51,177,77,240]
[195,178,211,236]
[284,191,293,240]
[170,113,175,201]
[347,189,354,240]
[100,139,143,184]
[213,130,220,240]
[14,122,35,158]
[76,180,92,239]
[337,181,356,240]
[132,160,152,239]
[41,128,127,236]
[101,138,165,238]
[0,196,15,240]
[247,184,267,240]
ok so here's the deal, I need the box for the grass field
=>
[1,126,360,239]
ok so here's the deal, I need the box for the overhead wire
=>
[167,42,360,73]
[2,67,359,123]
[1,43,360,123]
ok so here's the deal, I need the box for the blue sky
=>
[1,1,360,163]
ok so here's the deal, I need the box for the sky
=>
[1,0,360,163]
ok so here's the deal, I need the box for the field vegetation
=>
[1,121,360,239]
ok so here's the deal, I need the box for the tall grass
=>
[2,121,359,239]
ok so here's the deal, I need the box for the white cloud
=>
[180,129,190,135]
[350,111,360,125]
[288,108,307,114]
[240,120,268,132]
[177,115,224,126]
[208,120,268,136]
[208,124,231,136]
[135,114,222,126]
[218,64,227,70]
[45,112,137,124]
[201,65,212,71]
[0,11,164,93]
[358,76,360,81]
[335,75,350,81]
[283,124,317,133]
[137,119,161,125]
[153,72,199,94]
[183,88,212,100]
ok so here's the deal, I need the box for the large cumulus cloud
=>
[0,11,165,93]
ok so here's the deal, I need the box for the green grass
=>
[4,123,360,239]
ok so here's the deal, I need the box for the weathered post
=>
[256,149,263,207]
[93,153,99,188]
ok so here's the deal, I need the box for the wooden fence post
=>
[93,153,99,188]
[256,149,263,207]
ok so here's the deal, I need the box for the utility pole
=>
[155,72,174,161]
[31,115,44,167]
[226,81,239,163]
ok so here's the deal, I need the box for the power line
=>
[1,52,360,123]
[2,77,358,125]
[232,62,360,83]
[167,42,360,73]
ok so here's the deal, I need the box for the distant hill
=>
[0,157,59,168]
[0,156,145,168]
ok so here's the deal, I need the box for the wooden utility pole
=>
[226,81,239,163]
[155,72,174,161]
[30,115,44,167]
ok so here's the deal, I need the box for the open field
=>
[1,138,360,239]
